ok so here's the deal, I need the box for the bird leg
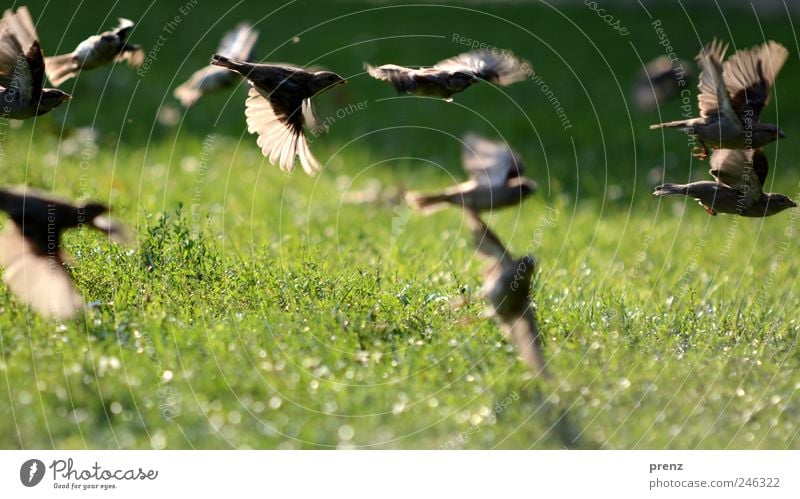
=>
[703,204,717,216]
[691,141,710,160]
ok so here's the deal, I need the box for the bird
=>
[0,187,127,320]
[405,133,536,213]
[631,55,692,112]
[653,148,797,217]
[44,18,144,86]
[650,39,788,158]
[174,22,259,107]
[464,208,548,377]
[0,6,71,119]
[210,54,346,175]
[365,49,531,101]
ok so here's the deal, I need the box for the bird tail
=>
[211,54,252,76]
[405,191,449,214]
[653,183,688,196]
[45,54,79,87]
[649,119,693,130]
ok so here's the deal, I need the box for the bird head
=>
[757,123,786,141]
[78,202,109,224]
[312,71,347,93]
[38,90,71,114]
[765,194,798,215]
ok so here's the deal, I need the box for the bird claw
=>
[691,146,709,160]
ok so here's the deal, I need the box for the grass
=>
[1,0,799,449]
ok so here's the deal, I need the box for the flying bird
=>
[210,54,346,175]
[653,148,796,217]
[0,187,127,320]
[650,39,788,158]
[464,209,548,377]
[365,49,531,101]
[406,133,536,213]
[631,55,692,112]
[0,6,71,119]
[174,22,259,107]
[45,18,144,86]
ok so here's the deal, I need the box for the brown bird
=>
[406,133,536,213]
[464,209,548,377]
[365,49,531,101]
[631,55,692,112]
[0,6,71,119]
[174,22,259,107]
[650,39,787,158]
[45,18,144,86]
[211,54,346,175]
[653,148,796,217]
[0,187,127,320]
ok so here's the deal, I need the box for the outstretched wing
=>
[0,223,82,320]
[461,133,524,187]
[463,208,514,266]
[709,148,767,200]
[696,39,738,124]
[723,40,788,122]
[219,22,259,61]
[434,50,530,85]
[244,85,319,175]
[0,7,42,98]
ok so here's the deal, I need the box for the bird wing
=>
[503,308,547,375]
[0,223,82,320]
[709,148,767,200]
[244,85,320,175]
[364,63,418,94]
[463,208,514,266]
[461,133,524,187]
[723,41,788,122]
[113,18,135,40]
[696,39,738,123]
[114,45,144,68]
[219,22,259,61]
[0,7,41,99]
[434,50,530,86]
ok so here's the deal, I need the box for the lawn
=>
[1,0,799,449]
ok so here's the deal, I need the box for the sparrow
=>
[653,148,797,217]
[0,187,127,320]
[406,133,536,213]
[631,55,692,112]
[210,55,346,175]
[365,49,531,101]
[464,209,548,377]
[650,39,787,158]
[174,22,259,107]
[45,18,144,86]
[0,6,71,119]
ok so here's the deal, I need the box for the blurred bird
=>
[653,148,796,217]
[0,187,127,320]
[365,49,531,101]
[174,22,259,107]
[631,55,692,112]
[650,39,788,158]
[45,18,144,86]
[406,133,536,213]
[210,54,346,175]
[464,209,548,377]
[0,6,71,119]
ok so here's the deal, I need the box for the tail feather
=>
[174,83,201,107]
[45,54,79,86]
[405,191,449,214]
[653,183,687,196]
[649,119,694,130]
[211,54,252,76]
